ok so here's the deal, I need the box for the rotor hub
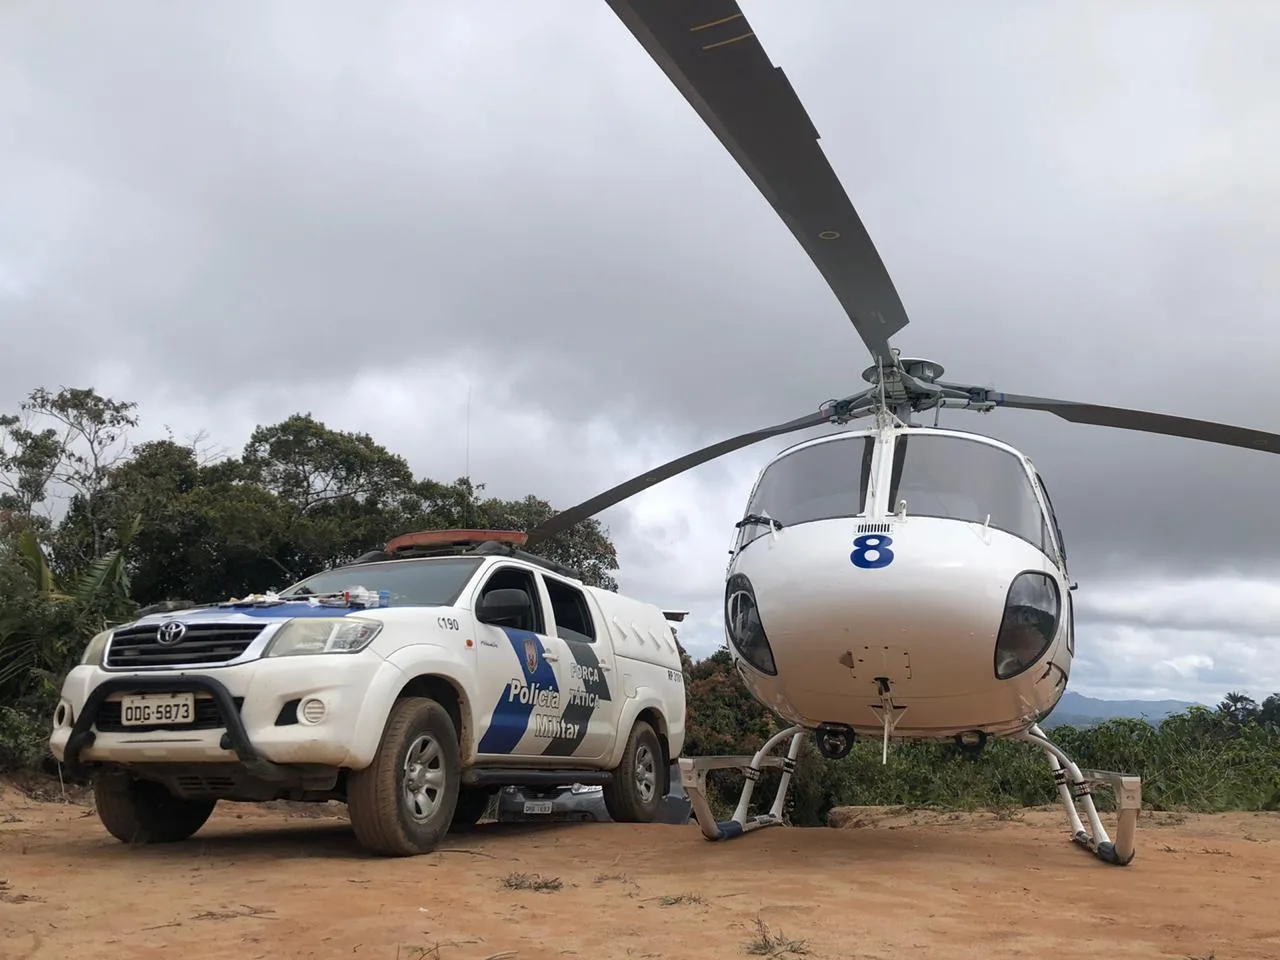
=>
[860,357,945,385]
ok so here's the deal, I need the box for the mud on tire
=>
[345,696,461,857]
[603,719,664,823]
[94,770,216,845]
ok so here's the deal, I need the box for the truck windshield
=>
[887,433,1045,549]
[278,557,483,607]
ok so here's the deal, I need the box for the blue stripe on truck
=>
[476,627,560,755]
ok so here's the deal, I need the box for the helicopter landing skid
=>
[678,725,806,841]
[1017,722,1143,866]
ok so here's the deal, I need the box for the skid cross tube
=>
[1018,722,1143,866]
[678,725,806,841]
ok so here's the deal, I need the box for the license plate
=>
[120,692,196,726]
[523,800,553,815]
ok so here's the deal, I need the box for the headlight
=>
[724,573,778,676]
[264,617,383,657]
[994,572,1060,679]
[80,630,112,666]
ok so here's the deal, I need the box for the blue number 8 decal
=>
[850,533,895,569]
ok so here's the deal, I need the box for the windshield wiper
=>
[735,513,783,531]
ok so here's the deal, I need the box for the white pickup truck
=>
[48,530,688,857]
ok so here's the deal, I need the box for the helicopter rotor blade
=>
[604,0,910,367]
[994,392,1280,455]
[524,406,838,548]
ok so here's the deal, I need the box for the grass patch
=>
[500,872,562,892]
[745,916,809,957]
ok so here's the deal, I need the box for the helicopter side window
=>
[886,434,1044,550]
[736,436,875,551]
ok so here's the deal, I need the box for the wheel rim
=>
[634,743,657,804]
[402,733,446,822]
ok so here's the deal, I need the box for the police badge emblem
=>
[523,637,538,674]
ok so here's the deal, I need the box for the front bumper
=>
[49,654,408,777]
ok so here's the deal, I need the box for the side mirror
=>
[477,587,533,626]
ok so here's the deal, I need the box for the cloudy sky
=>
[4,1,1279,707]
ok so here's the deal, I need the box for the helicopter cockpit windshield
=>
[888,433,1050,554]
[735,435,875,551]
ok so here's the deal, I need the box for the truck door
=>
[537,573,620,762]
[471,563,572,759]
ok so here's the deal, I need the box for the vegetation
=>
[3,385,1279,824]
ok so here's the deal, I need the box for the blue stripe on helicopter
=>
[476,627,560,755]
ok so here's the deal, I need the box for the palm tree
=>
[0,516,140,699]
[1218,691,1259,725]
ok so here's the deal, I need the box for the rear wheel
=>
[602,720,664,823]
[346,697,461,856]
[94,770,216,845]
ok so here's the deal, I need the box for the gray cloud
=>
[4,1,1280,701]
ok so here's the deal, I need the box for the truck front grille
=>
[104,622,267,668]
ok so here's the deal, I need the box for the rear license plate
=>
[523,800,554,815]
[120,692,196,726]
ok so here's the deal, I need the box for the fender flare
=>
[344,645,478,769]
[606,686,677,770]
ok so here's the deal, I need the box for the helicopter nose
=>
[731,517,1060,700]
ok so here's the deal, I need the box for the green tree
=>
[0,521,140,769]
[3,387,138,561]
[1259,694,1280,728]
[1218,691,1259,725]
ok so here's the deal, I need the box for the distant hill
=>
[1042,691,1204,729]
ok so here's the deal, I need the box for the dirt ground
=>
[2,776,1277,960]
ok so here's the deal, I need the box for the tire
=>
[450,786,494,830]
[602,719,664,823]
[93,771,216,845]
[345,696,461,857]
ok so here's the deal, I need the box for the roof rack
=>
[352,528,584,581]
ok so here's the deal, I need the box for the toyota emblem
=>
[156,620,188,646]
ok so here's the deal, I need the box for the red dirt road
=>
[2,777,1277,960]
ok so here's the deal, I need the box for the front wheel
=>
[602,719,664,823]
[94,771,216,845]
[345,696,461,856]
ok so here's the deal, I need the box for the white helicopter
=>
[507,0,1280,867]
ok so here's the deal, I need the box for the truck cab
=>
[48,529,688,857]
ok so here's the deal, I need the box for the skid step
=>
[1018,724,1144,866]
[678,725,806,841]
